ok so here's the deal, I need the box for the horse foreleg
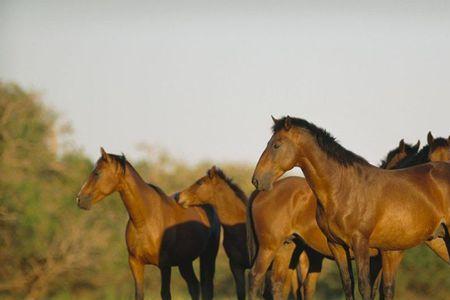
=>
[352,235,371,300]
[160,266,172,300]
[129,256,145,300]
[380,250,403,300]
[328,242,355,300]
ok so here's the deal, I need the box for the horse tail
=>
[246,189,260,267]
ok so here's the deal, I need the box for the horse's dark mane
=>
[147,182,167,197]
[432,137,449,148]
[108,153,167,197]
[397,137,448,168]
[272,117,369,167]
[397,146,430,168]
[108,153,127,174]
[379,142,419,169]
[211,168,247,204]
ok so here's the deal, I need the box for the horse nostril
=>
[173,193,180,201]
[252,177,259,188]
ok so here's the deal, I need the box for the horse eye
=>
[273,143,280,149]
[94,171,100,177]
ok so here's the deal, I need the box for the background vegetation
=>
[0,82,448,299]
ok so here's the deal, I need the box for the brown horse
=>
[175,166,296,300]
[175,167,250,300]
[247,139,420,300]
[252,116,450,300]
[76,148,221,300]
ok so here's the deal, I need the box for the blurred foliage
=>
[0,82,449,299]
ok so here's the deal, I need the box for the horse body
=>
[252,176,331,258]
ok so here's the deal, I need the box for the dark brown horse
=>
[248,139,420,300]
[76,148,221,300]
[252,116,450,300]
[175,166,297,299]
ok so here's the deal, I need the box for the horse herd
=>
[76,116,450,300]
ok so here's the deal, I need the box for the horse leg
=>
[199,245,218,300]
[425,238,450,263]
[229,260,246,300]
[271,242,296,299]
[160,266,172,300]
[328,242,355,300]
[369,254,382,300]
[352,235,371,300]
[129,256,145,300]
[249,248,276,299]
[296,250,309,300]
[303,250,324,300]
[380,250,404,300]
[262,269,274,300]
[179,262,200,300]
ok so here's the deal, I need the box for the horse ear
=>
[284,116,292,130]
[271,115,278,124]
[427,132,434,145]
[413,140,420,152]
[398,139,405,153]
[208,166,217,179]
[100,147,110,162]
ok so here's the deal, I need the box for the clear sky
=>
[1,0,449,166]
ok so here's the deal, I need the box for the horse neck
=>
[210,179,246,226]
[118,164,163,229]
[295,134,361,207]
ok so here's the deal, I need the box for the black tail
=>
[246,189,260,267]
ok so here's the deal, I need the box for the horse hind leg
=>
[199,233,220,300]
[380,250,404,300]
[271,241,296,299]
[160,266,172,300]
[303,249,324,300]
[229,260,246,300]
[425,224,450,264]
[179,262,200,300]
[249,248,277,300]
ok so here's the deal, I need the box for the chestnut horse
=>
[252,116,450,300]
[247,139,420,300]
[76,148,221,300]
[176,166,296,299]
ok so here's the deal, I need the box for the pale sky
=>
[1,0,449,166]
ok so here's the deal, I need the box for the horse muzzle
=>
[77,194,93,210]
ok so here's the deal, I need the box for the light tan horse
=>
[252,116,450,300]
[77,148,221,300]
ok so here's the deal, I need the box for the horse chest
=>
[316,203,349,244]
[126,224,161,265]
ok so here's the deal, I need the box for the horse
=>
[252,116,450,300]
[175,166,297,299]
[76,148,221,300]
[247,138,419,300]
